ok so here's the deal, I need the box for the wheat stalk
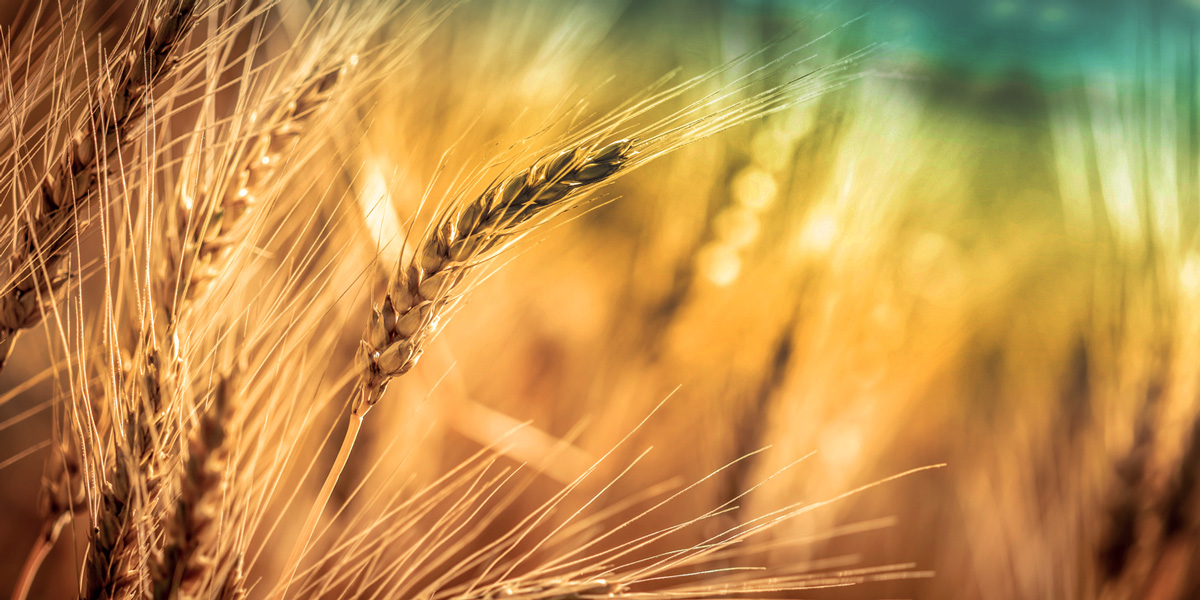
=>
[124,58,347,488]
[73,51,344,600]
[344,41,870,411]
[0,0,202,372]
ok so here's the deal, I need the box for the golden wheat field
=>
[0,0,1198,598]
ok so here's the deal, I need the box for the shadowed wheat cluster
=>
[1,0,1198,599]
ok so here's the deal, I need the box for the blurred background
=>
[3,0,1200,598]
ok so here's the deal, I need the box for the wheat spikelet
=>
[162,63,346,322]
[0,0,202,372]
[87,439,141,600]
[149,376,235,600]
[356,138,636,411]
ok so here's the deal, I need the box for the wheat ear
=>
[84,331,176,600]
[0,0,201,372]
[283,42,865,588]
[357,138,636,410]
[279,138,637,592]
[136,62,344,443]
[148,377,236,600]
[164,64,344,321]
[154,60,349,599]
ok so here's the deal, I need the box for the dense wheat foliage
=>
[1,1,1198,599]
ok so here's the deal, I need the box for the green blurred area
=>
[723,0,1200,81]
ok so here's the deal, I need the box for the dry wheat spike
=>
[148,377,238,600]
[280,138,637,591]
[0,0,202,372]
[356,138,636,412]
[281,39,869,587]
[85,331,174,600]
[162,63,345,322]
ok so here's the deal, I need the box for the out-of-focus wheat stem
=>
[10,512,70,600]
[11,433,85,600]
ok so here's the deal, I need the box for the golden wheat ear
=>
[148,376,238,600]
[357,138,637,409]
[163,62,347,325]
[279,36,867,590]
[351,38,870,410]
[275,138,638,591]
[138,61,351,600]
[0,0,202,373]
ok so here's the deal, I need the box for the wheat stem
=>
[10,511,70,600]
[13,429,85,600]
[280,395,367,597]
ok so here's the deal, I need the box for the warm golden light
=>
[696,242,742,287]
[731,166,777,212]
